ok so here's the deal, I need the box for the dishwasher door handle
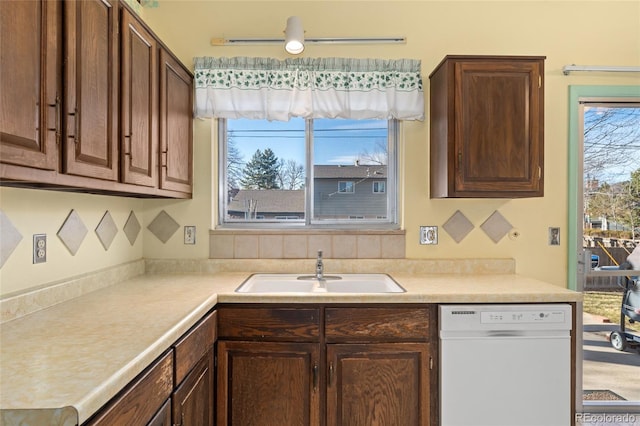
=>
[440,329,570,339]
[440,332,570,340]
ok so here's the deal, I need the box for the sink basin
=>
[235,273,405,294]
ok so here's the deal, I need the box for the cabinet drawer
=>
[174,310,217,385]
[218,307,320,341]
[84,350,173,426]
[325,307,430,342]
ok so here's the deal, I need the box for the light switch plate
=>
[420,226,438,245]
[184,226,196,245]
[548,227,560,245]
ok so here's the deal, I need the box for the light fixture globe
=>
[284,16,304,54]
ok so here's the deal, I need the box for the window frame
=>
[217,118,399,229]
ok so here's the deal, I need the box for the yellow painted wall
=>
[1,1,638,296]
[141,0,639,286]
[0,188,144,296]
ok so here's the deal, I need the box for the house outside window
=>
[218,118,398,227]
[338,181,355,193]
[373,181,386,193]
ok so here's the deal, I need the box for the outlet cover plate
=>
[420,226,438,245]
[33,234,47,264]
[184,226,196,245]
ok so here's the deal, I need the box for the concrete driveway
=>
[582,312,640,402]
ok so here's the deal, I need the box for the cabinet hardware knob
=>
[47,96,61,145]
[68,108,80,146]
[328,362,334,386]
[312,364,318,391]
[124,133,133,161]
[160,150,168,168]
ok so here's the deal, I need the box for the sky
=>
[227,118,389,166]
[227,106,640,184]
[583,106,640,184]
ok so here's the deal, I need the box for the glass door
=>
[574,95,640,416]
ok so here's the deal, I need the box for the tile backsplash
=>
[209,229,406,259]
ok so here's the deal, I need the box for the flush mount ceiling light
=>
[284,16,305,55]
[210,17,406,53]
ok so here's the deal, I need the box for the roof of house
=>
[314,164,387,179]
[227,166,388,213]
[228,189,304,213]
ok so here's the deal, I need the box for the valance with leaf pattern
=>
[193,57,424,121]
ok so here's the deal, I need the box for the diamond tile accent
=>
[95,211,118,250]
[123,211,141,246]
[0,211,23,268]
[442,210,474,243]
[147,210,180,243]
[57,209,88,255]
[481,210,513,243]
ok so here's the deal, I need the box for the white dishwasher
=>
[439,304,572,426]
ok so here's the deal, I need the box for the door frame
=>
[567,85,640,291]
[567,85,640,415]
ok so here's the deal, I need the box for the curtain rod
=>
[562,64,640,75]
[211,37,406,47]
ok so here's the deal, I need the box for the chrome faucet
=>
[315,250,324,280]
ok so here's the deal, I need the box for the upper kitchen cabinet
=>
[0,0,61,173]
[159,49,193,194]
[0,0,193,198]
[120,7,158,188]
[429,55,545,198]
[64,0,119,181]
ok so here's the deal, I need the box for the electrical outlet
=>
[184,226,196,245]
[420,226,438,245]
[33,234,47,264]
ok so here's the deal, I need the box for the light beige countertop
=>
[0,270,581,426]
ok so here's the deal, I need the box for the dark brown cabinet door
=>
[326,343,431,426]
[217,341,321,426]
[147,399,171,426]
[172,349,214,426]
[430,56,544,198]
[120,8,158,187]
[64,0,119,181]
[0,0,60,172]
[159,48,193,194]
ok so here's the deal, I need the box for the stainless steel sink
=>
[235,273,405,293]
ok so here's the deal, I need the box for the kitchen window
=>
[218,118,398,227]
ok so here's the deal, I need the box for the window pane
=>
[312,119,389,221]
[225,118,306,222]
[220,118,395,227]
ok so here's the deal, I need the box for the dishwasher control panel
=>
[440,304,572,331]
[480,309,566,324]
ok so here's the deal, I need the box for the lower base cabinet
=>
[217,341,321,426]
[173,348,215,426]
[84,350,174,426]
[147,400,172,426]
[327,343,431,426]
[83,310,216,426]
[216,305,434,426]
